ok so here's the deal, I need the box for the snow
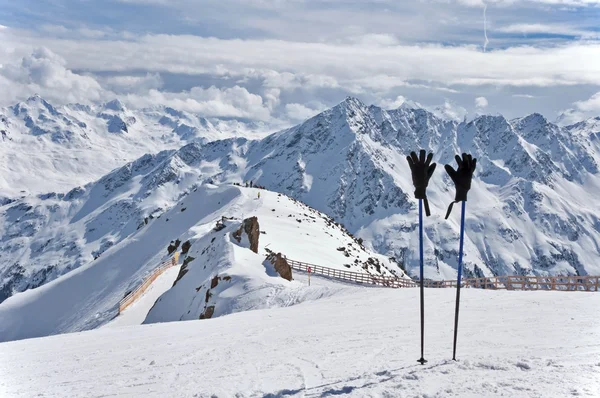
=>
[0,185,406,341]
[0,288,598,397]
[103,265,180,329]
[0,96,273,197]
[2,97,600,306]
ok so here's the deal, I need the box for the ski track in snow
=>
[0,288,598,397]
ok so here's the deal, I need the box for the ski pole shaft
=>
[452,200,466,361]
[418,199,427,365]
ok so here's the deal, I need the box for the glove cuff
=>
[454,190,468,202]
[414,187,427,199]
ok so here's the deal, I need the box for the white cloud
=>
[102,73,164,94]
[431,100,468,121]
[7,31,596,90]
[1,0,600,126]
[512,94,536,98]
[573,91,600,113]
[475,96,489,108]
[497,23,599,38]
[0,48,277,122]
[122,86,273,121]
[285,103,321,121]
[0,47,106,105]
[378,96,407,109]
[558,91,600,124]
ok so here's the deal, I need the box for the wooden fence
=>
[118,253,180,313]
[287,258,418,288]
[286,258,599,292]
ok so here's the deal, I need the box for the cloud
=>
[512,94,536,98]
[122,85,273,121]
[378,96,407,109]
[557,91,600,124]
[5,28,599,91]
[475,96,489,108]
[0,47,278,122]
[285,103,321,121]
[1,0,600,125]
[101,73,164,94]
[496,23,599,38]
[0,47,106,104]
[573,91,600,113]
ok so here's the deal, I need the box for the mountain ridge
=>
[1,96,599,305]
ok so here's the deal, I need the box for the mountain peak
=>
[398,100,423,110]
[104,99,126,112]
[14,94,60,116]
[339,96,366,109]
[520,112,548,125]
[26,94,43,103]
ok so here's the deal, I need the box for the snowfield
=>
[0,185,406,342]
[0,287,598,397]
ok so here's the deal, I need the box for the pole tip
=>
[417,358,427,365]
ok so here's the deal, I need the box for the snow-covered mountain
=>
[0,184,407,341]
[0,95,271,197]
[156,97,599,281]
[1,96,599,309]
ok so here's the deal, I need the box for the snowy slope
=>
[0,95,270,198]
[103,265,180,329]
[0,185,406,341]
[84,97,598,281]
[144,187,404,325]
[1,288,598,397]
[2,96,600,304]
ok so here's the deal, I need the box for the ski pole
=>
[452,200,466,361]
[417,199,427,365]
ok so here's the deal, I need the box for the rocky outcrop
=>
[233,216,260,253]
[265,250,293,281]
[167,239,181,255]
[199,305,215,319]
[181,240,191,255]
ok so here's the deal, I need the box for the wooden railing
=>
[287,258,418,288]
[436,275,600,292]
[287,258,599,292]
[118,253,180,313]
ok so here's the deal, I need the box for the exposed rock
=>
[199,305,215,319]
[167,239,181,255]
[233,216,260,253]
[181,240,191,255]
[265,252,293,281]
[210,275,219,289]
[172,256,195,287]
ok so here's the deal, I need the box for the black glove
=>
[444,153,477,219]
[406,149,436,217]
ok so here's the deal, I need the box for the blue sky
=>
[0,0,599,125]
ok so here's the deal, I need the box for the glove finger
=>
[425,152,433,167]
[455,154,462,168]
[419,149,426,163]
[406,155,414,167]
[472,157,477,171]
[410,151,419,164]
[444,164,457,179]
[462,153,469,168]
[428,163,437,178]
[467,154,473,169]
